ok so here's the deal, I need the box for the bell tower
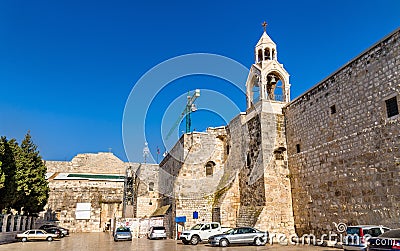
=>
[246,22,291,109]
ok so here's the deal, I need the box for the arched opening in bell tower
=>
[266,73,284,102]
[264,48,270,60]
[252,77,260,104]
[257,49,263,62]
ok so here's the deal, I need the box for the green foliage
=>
[0,136,18,212]
[0,160,4,189]
[0,132,49,215]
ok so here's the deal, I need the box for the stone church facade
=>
[43,27,400,237]
[285,28,400,236]
[158,28,297,237]
[158,26,400,237]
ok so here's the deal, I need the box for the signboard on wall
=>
[76,203,91,220]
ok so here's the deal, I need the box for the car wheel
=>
[47,236,53,242]
[220,238,229,247]
[254,237,263,246]
[21,237,28,242]
[190,235,200,245]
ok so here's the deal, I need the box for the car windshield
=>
[191,224,203,230]
[380,229,400,238]
[347,227,361,235]
[116,227,130,232]
[153,227,165,230]
[223,228,235,234]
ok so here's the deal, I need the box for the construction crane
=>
[165,89,200,141]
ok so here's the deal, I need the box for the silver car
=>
[114,227,132,241]
[208,227,268,247]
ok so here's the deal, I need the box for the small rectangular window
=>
[296,144,301,153]
[385,96,399,118]
[330,105,336,114]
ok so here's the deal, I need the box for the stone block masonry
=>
[285,28,400,236]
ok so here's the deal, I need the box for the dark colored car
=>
[114,227,132,241]
[208,227,268,247]
[367,229,400,251]
[39,224,69,237]
[45,227,63,238]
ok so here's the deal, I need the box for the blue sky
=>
[0,0,399,162]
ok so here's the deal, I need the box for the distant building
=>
[44,152,158,232]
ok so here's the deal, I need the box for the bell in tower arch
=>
[266,74,278,100]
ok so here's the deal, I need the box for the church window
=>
[205,161,215,176]
[330,105,336,114]
[257,49,263,62]
[296,144,301,153]
[274,147,286,160]
[149,182,154,192]
[385,96,399,118]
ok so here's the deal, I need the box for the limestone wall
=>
[225,102,295,235]
[47,179,123,232]
[46,152,127,174]
[45,152,129,232]
[285,28,400,235]
[134,164,160,218]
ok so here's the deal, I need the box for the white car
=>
[343,225,390,251]
[179,222,231,245]
[147,226,167,239]
[16,229,59,242]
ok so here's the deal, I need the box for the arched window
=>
[149,182,154,192]
[205,161,215,177]
[257,49,263,62]
[264,48,270,60]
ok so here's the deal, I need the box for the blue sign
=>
[193,211,198,219]
[175,216,186,223]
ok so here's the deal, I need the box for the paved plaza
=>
[0,232,340,251]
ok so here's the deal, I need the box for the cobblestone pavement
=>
[0,232,340,251]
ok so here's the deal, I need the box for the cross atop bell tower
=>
[255,21,277,63]
[245,22,291,108]
[262,21,267,32]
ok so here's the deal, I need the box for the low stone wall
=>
[0,214,37,244]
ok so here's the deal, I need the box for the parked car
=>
[44,227,63,238]
[147,226,167,240]
[114,227,132,241]
[343,225,391,251]
[180,222,231,245]
[367,229,400,251]
[208,227,268,247]
[39,224,69,237]
[16,229,59,242]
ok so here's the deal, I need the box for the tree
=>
[13,131,49,215]
[0,136,18,213]
[0,160,4,189]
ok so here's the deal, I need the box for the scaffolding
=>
[123,164,140,218]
